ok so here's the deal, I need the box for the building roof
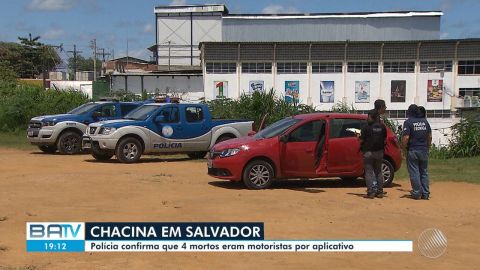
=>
[154,4,228,14]
[200,38,480,46]
[154,4,441,19]
[223,11,443,20]
[108,56,150,64]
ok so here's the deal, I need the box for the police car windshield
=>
[124,105,158,120]
[68,103,98,115]
[255,118,301,139]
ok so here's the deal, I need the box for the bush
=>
[0,82,88,131]
[446,115,480,158]
[331,101,357,113]
[207,89,315,129]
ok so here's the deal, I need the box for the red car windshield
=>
[255,118,301,139]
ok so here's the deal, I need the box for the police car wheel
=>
[116,137,142,163]
[38,145,57,154]
[187,152,207,159]
[382,159,395,187]
[242,160,274,190]
[92,152,114,161]
[57,131,82,154]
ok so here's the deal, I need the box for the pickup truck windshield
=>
[255,118,301,139]
[68,103,98,115]
[124,105,159,120]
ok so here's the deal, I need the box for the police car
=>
[82,103,253,163]
[27,101,145,154]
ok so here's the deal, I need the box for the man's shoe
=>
[411,195,421,200]
[376,193,384,198]
[366,193,376,199]
[421,195,429,200]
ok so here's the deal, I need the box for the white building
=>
[153,5,441,67]
[200,40,480,145]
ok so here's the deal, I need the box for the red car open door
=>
[281,120,325,178]
[321,118,365,174]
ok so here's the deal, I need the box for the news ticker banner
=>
[26,222,412,253]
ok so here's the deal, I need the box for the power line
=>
[96,48,111,76]
[67,45,82,80]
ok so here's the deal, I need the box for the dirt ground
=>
[0,148,479,270]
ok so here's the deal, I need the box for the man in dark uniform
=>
[374,99,387,116]
[402,104,432,200]
[360,110,387,199]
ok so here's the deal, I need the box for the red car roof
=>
[293,112,368,120]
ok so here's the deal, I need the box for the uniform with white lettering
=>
[402,111,432,199]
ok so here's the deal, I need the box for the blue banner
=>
[85,222,264,241]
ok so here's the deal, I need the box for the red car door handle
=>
[306,150,313,153]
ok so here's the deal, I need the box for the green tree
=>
[0,42,24,74]
[16,33,61,78]
[0,61,18,82]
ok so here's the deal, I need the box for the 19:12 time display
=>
[44,242,67,251]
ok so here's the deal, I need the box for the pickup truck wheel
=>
[215,135,235,144]
[57,131,82,154]
[187,152,207,159]
[116,137,142,163]
[38,145,57,154]
[382,159,395,187]
[92,152,114,161]
[242,160,274,190]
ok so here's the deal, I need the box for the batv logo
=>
[27,222,85,240]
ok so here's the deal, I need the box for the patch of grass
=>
[0,130,35,150]
[395,156,480,184]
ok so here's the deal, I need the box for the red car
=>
[207,113,402,189]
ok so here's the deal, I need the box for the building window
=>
[312,62,342,73]
[386,110,452,119]
[347,62,378,73]
[420,61,452,72]
[458,60,480,75]
[206,62,236,74]
[277,62,307,74]
[241,63,272,73]
[459,88,480,97]
[383,62,415,73]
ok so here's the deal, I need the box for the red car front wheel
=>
[242,160,274,189]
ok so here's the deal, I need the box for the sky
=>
[1,0,480,65]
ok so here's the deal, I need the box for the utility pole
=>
[67,45,82,81]
[96,48,111,76]
[91,39,97,81]
[168,40,171,71]
[163,40,173,71]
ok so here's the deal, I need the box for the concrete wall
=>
[111,75,204,101]
[51,81,93,98]
[203,62,480,111]
[156,14,222,66]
